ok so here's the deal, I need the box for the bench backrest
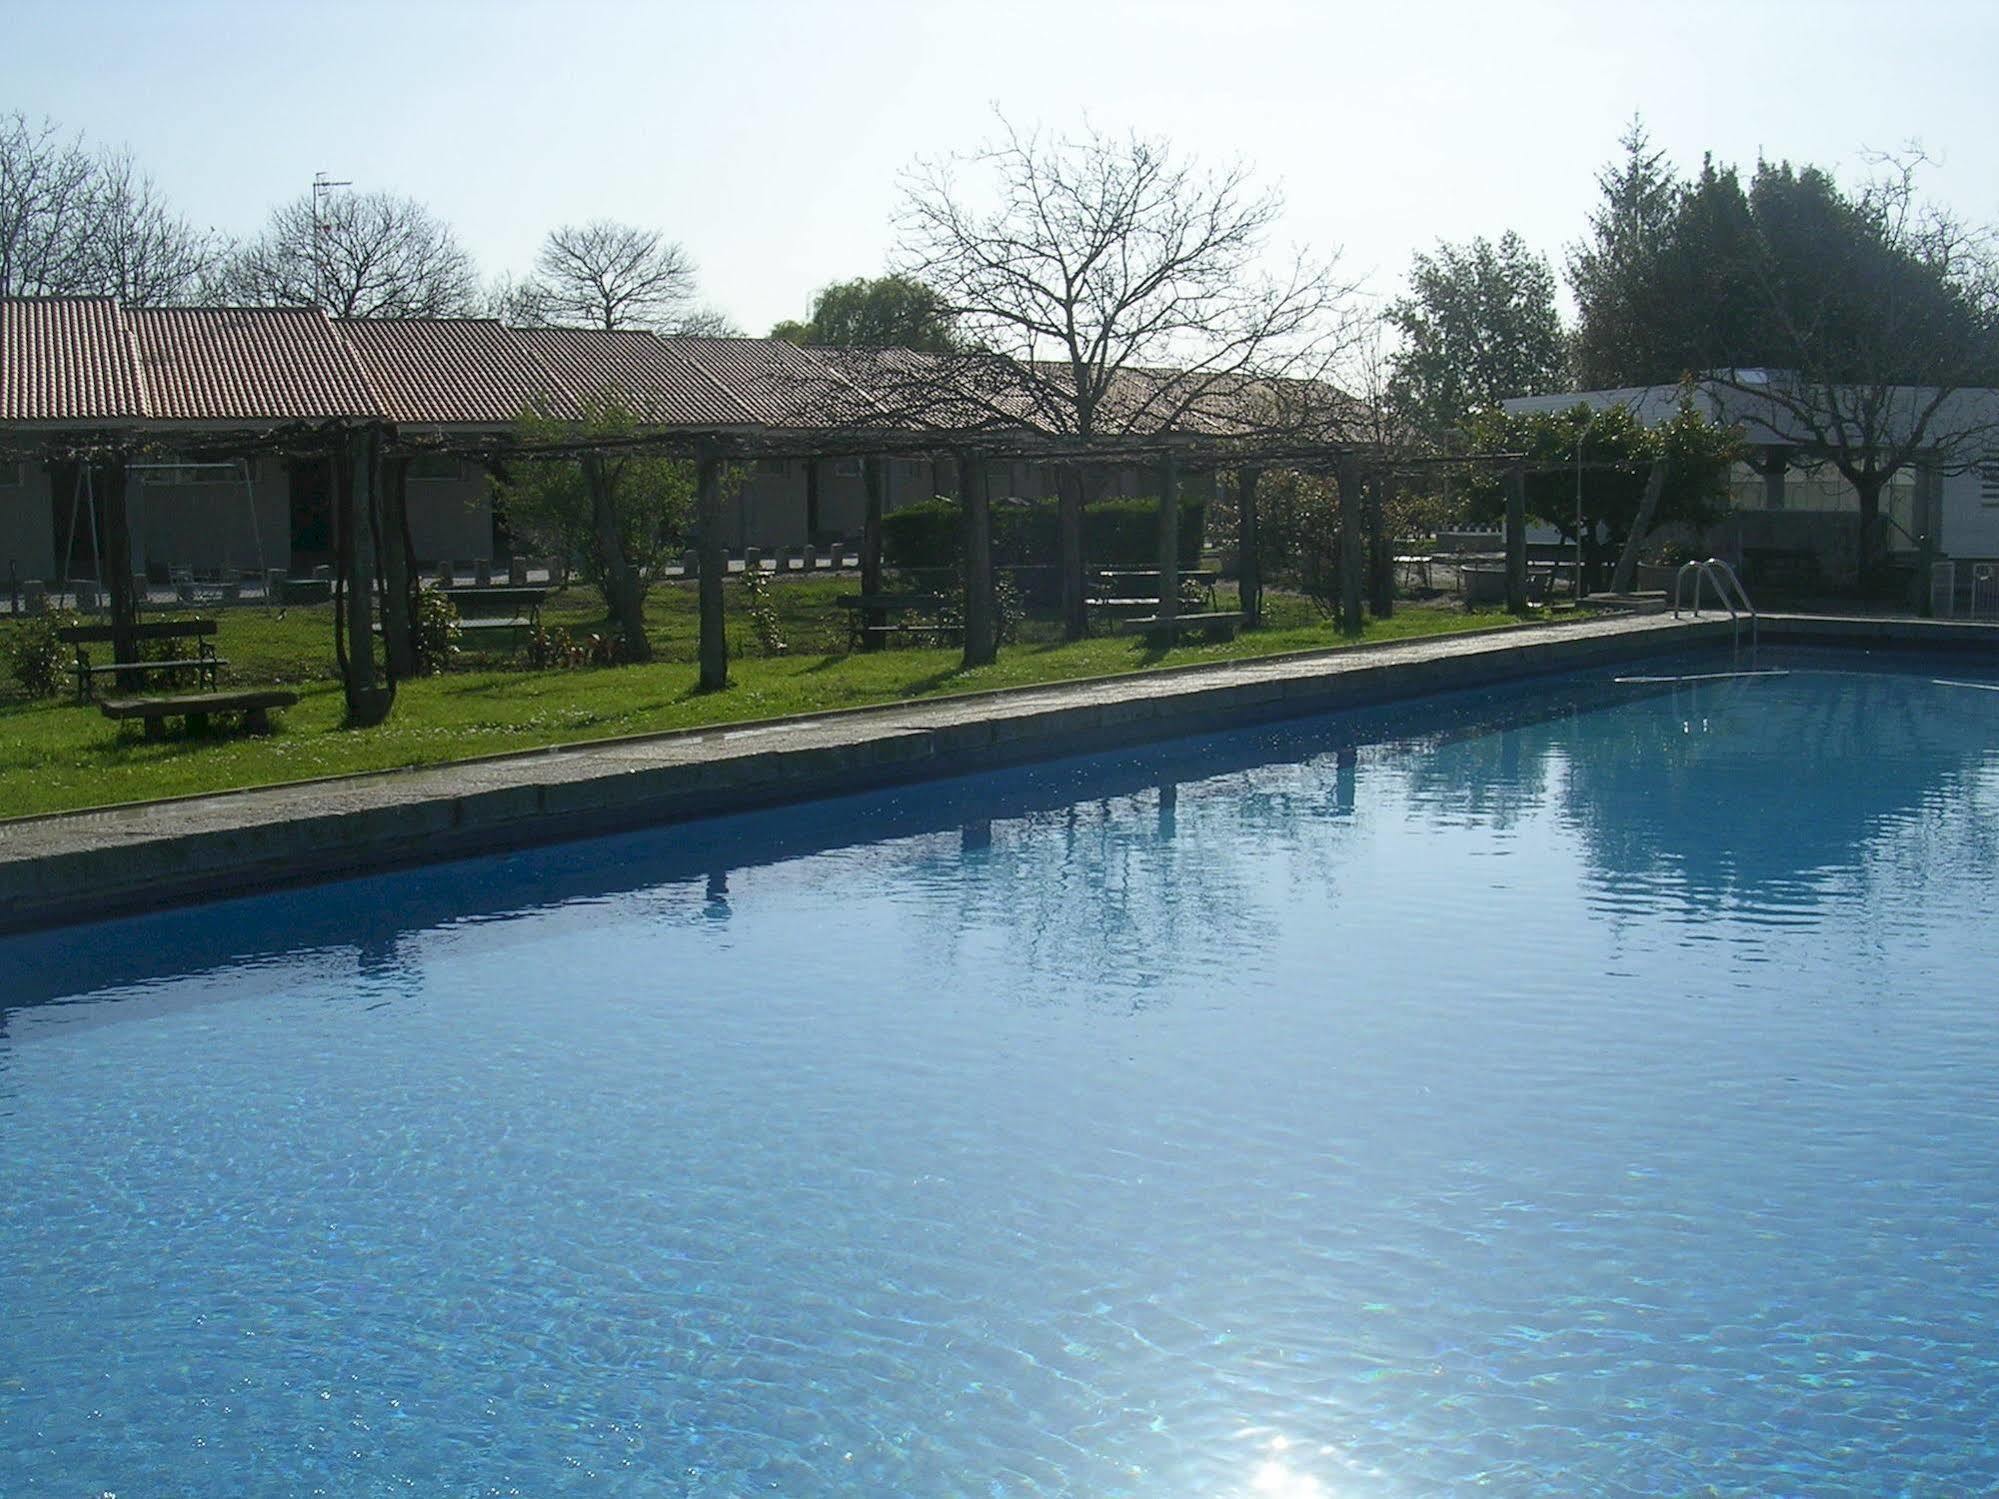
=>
[58,618,216,644]
[837,593,945,609]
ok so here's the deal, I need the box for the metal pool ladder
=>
[1673,557,1759,658]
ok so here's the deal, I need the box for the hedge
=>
[881,495,1206,574]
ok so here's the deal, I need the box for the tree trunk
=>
[1854,475,1884,587]
[961,450,996,667]
[1366,467,1394,619]
[1156,452,1181,628]
[1237,466,1262,629]
[1059,465,1087,640]
[1338,454,1364,631]
[378,455,416,678]
[1502,461,1528,615]
[860,455,885,648]
[697,449,728,691]
[99,456,139,689]
[1608,459,1667,595]
[586,454,651,663]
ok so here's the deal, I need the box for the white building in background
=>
[1503,375,1999,590]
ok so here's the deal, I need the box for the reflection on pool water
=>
[4,649,1998,1495]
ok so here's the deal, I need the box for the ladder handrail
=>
[1673,557,1758,656]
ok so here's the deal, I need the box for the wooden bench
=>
[836,592,957,650]
[1113,610,1242,642]
[59,619,227,703]
[438,585,546,652]
[100,688,299,738]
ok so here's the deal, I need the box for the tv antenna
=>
[311,171,352,312]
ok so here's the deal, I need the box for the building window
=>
[831,458,861,479]
[1981,452,1999,506]
[407,454,465,483]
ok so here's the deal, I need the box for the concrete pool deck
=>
[2,609,1991,933]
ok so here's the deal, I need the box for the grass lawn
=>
[0,575,1542,818]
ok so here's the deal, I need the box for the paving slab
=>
[9,609,1977,934]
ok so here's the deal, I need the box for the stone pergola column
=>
[860,454,886,648]
[697,443,728,691]
[1059,462,1087,640]
[1338,453,1364,632]
[99,451,139,688]
[1156,451,1181,629]
[1502,460,1528,616]
[1236,465,1262,629]
[961,449,996,667]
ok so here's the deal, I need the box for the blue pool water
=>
[4,648,1999,1495]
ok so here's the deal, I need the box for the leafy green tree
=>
[769,274,961,351]
[492,395,696,662]
[1387,231,1566,435]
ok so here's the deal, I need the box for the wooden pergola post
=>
[860,454,885,648]
[961,449,996,667]
[1366,465,1394,619]
[1337,453,1364,632]
[1503,460,1529,615]
[696,444,728,691]
[1237,465,1262,629]
[1156,451,1181,629]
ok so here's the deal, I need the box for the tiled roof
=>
[513,327,755,427]
[341,318,580,425]
[0,298,147,422]
[128,306,382,421]
[669,337,885,429]
[0,300,1355,444]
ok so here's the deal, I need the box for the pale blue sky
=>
[4,0,1995,331]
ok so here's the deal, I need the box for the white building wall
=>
[1940,467,1999,557]
[1,459,56,580]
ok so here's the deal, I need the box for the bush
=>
[411,590,462,675]
[5,610,77,698]
[881,494,1206,574]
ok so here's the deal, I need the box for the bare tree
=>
[83,150,220,305]
[894,114,1357,634]
[522,220,700,331]
[0,112,105,295]
[219,189,479,317]
[896,116,1351,434]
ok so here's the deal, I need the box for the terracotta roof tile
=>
[0,298,147,422]
[668,337,884,428]
[127,306,381,422]
[512,327,753,426]
[341,318,580,425]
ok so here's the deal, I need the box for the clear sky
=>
[4,0,1995,332]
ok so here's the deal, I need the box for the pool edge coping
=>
[1,610,1990,934]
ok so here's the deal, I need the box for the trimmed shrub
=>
[5,610,77,698]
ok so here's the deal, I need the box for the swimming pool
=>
[4,647,1997,1494]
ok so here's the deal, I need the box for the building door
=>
[288,458,334,572]
[48,461,108,580]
